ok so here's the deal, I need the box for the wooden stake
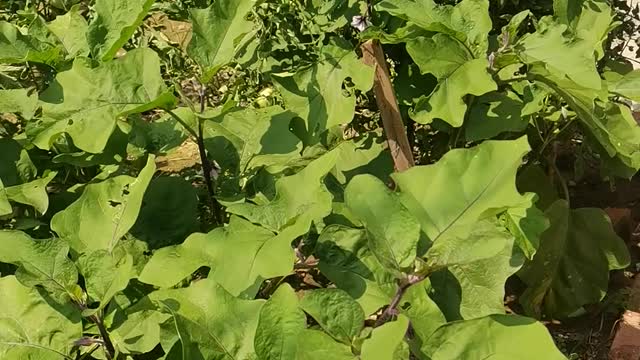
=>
[360,39,415,172]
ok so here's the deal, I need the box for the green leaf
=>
[139,216,295,297]
[465,90,528,142]
[0,89,38,119]
[255,284,306,360]
[345,174,420,272]
[422,314,566,359]
[515,20,601,90]
[51,156,156,254]
[400,282,446,357]
[376,0,492,56]
[314,225,397,315]
[502,193,549,259]
[0,231,77,300]
[110,297,171,354]
[295,330,356,360]
[0,180,10,216]
[430,232,523,320]
[0,138,37,187]
[87,0,155,61]
[406,34,473,81]
[0,276,82,360]
[4,172,57,215]
[150,279,264,360]
[77,249,134,311]
[361,315,410,360]
[331,133,394,185]
[130,176,200,249]
[315,225,396,315]
[518,200,630,318]
[0,21,62,66]
[201,106,302,176]
[533,67,640,178]
[391,137,531,247]
[411,58,496,126]
[31,48,176,153]
[273,42,374,144]
[227,149,338,233]
[47,5,90,58]
[611,70,640,102]
[187,0,255,81]
[300,288,365,345]
[570,0,615,60]
[424,220,513,269]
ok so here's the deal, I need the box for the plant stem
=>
[196,83,225,225]
[90,314,115,360]
[375,274,423,327]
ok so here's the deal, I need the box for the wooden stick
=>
[360,39,415,172]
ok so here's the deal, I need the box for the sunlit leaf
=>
[51,156,156,254]
[30,49,176,153]
[0,276,81,359]
[87,0,155,61]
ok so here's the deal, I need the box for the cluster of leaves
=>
[0,0,639,359]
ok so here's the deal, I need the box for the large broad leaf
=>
[465,90,528,142]
[424,220,513,270]
[532,66,640,178]
[554,0,615,59]
[87,0,154,61]
[407,34,473,80]
[0,21,62,66]
[130,176,200,249]
[610,69,640,102]
[411,58,496,126]
[0,89,38,119]
[1,172,57,216]
[0,231,77,300]
[227,149,338,233]
[422,315,566,359]
[315,225,396,315]
[295,330,356,360]
[51,156,156,254]
[47,5,90,58]
[330,133,394,185]
[345,174,420,272]
[254,284,306,360]
[187,0,255,81]
[150,279,264,360]
[376,0,492,56]
[515,20,601,90]
[400,282,446,358]
[109,296,171,354]
[272,42,374,144]
[518,200,630,318]
[428,229,524,320]
[0,276,82,359]
[77,248,134,312]
[30,48,176,153]
[139,216,296,297]
[299,288,365,345]
[360,315,410,360]
[391,137,531,246]
[201,106,302,176]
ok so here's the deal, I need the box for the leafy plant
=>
[0,0,638,359]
